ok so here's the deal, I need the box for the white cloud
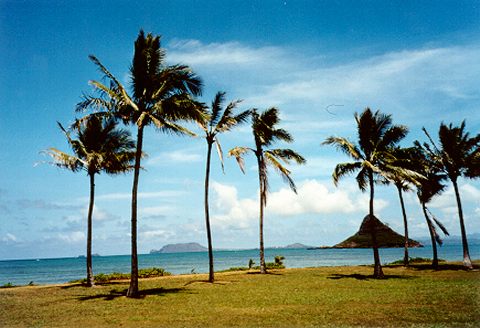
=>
[94,191,185,201]
[210,180,389,229]
[139,206,174,217]
[57,231,85,243]
[141,229,175,240]
[168,40,284,67]
[147,149,203,166]
[245,46,480,112]
[1,233,18,243]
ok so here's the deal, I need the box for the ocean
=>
[1,243,479,286]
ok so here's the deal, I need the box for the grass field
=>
[1,263,479,327]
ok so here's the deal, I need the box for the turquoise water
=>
[1,243,478,286]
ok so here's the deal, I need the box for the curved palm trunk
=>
[204,141,215,282]
[396,185,409,267]
[452,179,473,269]
[369,170,384,278]
[127,125,144,298]
[422,202,438,269]
[86,173,95,287]
[257,154,266,274]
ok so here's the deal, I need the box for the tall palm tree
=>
[412,145,449,269]
[323,108,408,278]
[45,116,135,286]
[198,91,250,283]
[383,147,422,267]
[229,107,305,274]
[77,30,205,297]
[420,121,480,269]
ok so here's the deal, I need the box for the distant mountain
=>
[328,215,423,248]
[284,243,313,249]
[150,242,207,254]
[268,243,313,250]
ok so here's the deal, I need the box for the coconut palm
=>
[419,121,480,269]
[44,116,135,286]
[382,147,422,267]
[229,107,305,274]
[411,146,449,269]
[77,30,204,297]
[323,108,408,278]
[198,91,250,282]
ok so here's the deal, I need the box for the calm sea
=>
[1,243,479,286]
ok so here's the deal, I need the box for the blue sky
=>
[1,0,479,259]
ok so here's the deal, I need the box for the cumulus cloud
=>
[210,180,388,229]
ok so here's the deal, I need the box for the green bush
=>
[1,282,15,288]
[70,267,171,284]
[387,257,446,265]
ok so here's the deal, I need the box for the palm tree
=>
[77,30,205,297]
[420,121,480,269]
[44,116,135,286]
[383,147,422,267]
[229,107,305,274]
[412,145,449,269]
[198,91,250,282]
[323,108,408,278]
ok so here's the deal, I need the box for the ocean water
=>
[1,243,478,286]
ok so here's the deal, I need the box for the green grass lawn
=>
[1,263,479,327]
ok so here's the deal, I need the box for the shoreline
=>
[2,259,479,290]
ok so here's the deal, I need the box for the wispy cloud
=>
[146,149,203,166]
[168,40,285,67]
[94,191,185,201]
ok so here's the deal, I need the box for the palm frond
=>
[210,91,226,128]
[42,148,85,172]
[267,148,306,165]
[228,146,252,174]
[323,136,363,160]
[214,137,225,173]
[264,151,297,193]
[426,207,449,236]
[331,162,362,186]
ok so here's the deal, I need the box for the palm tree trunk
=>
[257,154,266,274]
[204,141,215,283]
[86,172,95,287]
[369,170,384,278]
[396,185,409,267]
[127,125,144,298]
[452,179,473,269]
[422,202,438,269]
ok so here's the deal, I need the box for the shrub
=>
[69,267,171,284]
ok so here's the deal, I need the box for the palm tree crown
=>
[47,116,135,176]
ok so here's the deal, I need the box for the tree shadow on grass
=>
[76,287,186,301]
[327,273,414,281]
[246,271,283,276]
[407,263,480,272]
[61,281,127,289]
[183,279,231,286]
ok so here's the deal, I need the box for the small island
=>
[150,243,208,254]
[310,215,423,249]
